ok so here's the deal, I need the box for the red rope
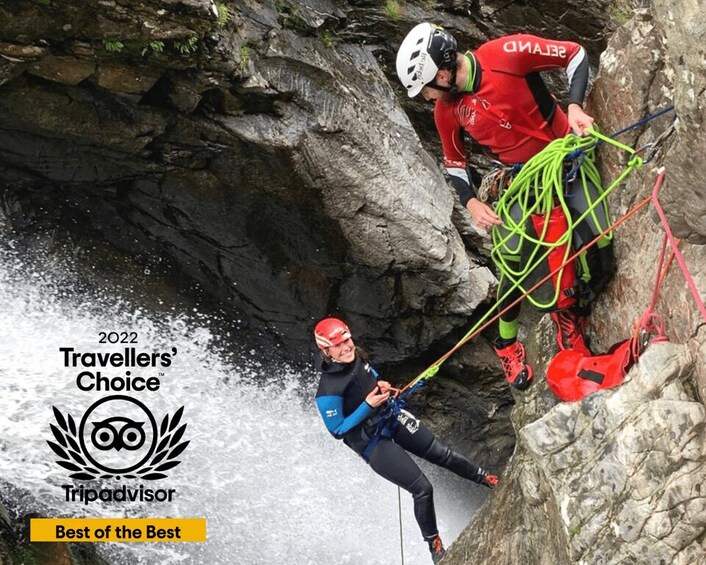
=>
[631,167,705,359]
[650,167,706,323]
[632,234,671,359]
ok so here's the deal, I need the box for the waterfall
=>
[0,236,486,565]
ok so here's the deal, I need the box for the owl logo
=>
[90,417,147,452]
[80,395,157,474]
[48,394,189,480]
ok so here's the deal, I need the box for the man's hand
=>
[466,198,502,231]
[568,103,595,136]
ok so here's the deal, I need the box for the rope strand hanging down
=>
[650,167,706,323]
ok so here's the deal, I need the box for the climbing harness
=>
[361,388,406,462]
[477,163,519,202]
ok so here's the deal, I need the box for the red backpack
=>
[546,339,636,402]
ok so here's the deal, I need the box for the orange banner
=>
[30,518,206,542]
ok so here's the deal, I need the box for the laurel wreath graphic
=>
[47,406,189,480]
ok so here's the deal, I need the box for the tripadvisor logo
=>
[47,340,190,505]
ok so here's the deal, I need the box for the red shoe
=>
[428,535,446,564]
[551,310,591,356]
[494,340,533,390]
[478,469,498,489]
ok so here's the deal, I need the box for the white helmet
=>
[396,23,458,98]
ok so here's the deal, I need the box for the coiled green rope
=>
[491,131,641,309]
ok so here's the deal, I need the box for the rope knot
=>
[637,308,669,344]
[627,155,644,169]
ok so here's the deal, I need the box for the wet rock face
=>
[446,343,706,565]
[589,8,706,395]
[651,0,706,243]
[525,344,706,564]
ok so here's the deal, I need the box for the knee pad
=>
[422,438,453,467]
[586,242,614,297]
[598,242,614,274]
[409,473,434,501]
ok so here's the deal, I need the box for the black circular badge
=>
[79,395,157,474]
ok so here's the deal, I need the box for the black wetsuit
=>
[316,355,488,540]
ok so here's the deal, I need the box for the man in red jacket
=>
[396,23,613,389]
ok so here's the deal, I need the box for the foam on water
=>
[0,239,484,564]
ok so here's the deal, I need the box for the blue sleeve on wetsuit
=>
[316,395,372,439]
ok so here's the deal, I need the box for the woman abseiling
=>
[313,317,498,564]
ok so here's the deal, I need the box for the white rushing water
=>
[0,237,486,565]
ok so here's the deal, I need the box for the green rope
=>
[490,131,640,309]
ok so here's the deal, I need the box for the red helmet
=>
[314,318,352,349]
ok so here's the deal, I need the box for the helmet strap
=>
[432,55,460,95]
[447,65,458,95]
[428,63,458,93]
[427,81,453,92]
